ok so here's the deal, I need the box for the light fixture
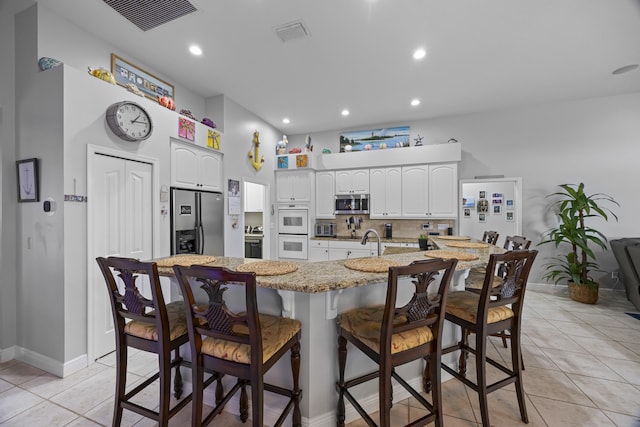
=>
[612,64,639,75]
[189,45,203,56]
[282,118,290,124]
[341,109,350,116]
[411,99,421,106]
[413,48,426,60]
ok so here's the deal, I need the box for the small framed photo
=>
[464,208,471,217]
[492,198,502,204]
[479,191,486,199]
[16,158,39,202]
[479,213,486,222]
[492,193,503,198]
[506,212,514,221]
[477,199,489,213]
[506,199,514,210]
[493,205,502,214]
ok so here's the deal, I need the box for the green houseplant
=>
[539,183,618,304]
[418,234,429,250]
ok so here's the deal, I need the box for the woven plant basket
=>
[568,282,599,304]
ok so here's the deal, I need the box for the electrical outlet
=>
[611,271,619,280]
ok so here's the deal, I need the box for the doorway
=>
[87,146,159,361]
[243,180,269,259]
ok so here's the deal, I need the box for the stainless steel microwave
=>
[335,194,369,214]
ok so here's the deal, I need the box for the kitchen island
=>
[155,238,503,426]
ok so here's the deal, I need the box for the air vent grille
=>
[103,0,197,32]
[275,21,309,42]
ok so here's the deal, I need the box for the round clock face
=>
[106,101,153,142]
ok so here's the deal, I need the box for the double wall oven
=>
[277,207,308,260]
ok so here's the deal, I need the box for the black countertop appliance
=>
[384,223,392,239]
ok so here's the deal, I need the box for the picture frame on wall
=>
[16,158,39,202]
[111,54,175,102]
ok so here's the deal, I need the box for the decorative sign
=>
[111,54,174,102]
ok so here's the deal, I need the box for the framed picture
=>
[506,199,514,210]
[479,191,486,199]
[16,158,39,202]
[493,205,502,214]
[464,208,471,218]
[228,179,241,215]
[506,212,514,221]
[339,126,410,152]
[479,213,486,222]
[111,54,175,102]
[179,117,195,141]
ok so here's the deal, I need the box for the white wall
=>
[295,92,640,285]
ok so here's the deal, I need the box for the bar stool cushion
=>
[124,301,188,341]
[466,268,503,289]
[337,305,434,354]
[446,291,514,324]
[201,314,301,364]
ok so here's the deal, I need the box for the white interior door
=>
[91,154,153,359]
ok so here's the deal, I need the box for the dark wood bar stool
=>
[173,264,302,427]
[442,250,537,427]
[482,230,500,245]
[336,258,458,427]
[95,257,192,427]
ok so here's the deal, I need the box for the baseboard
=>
[0,346,16,363]
[13,347,88,378]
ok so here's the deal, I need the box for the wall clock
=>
[105,101,153,142]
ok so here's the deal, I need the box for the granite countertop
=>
[310,236,419,244]
[154,238,504,294]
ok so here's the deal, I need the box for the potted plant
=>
[418,234,429,250]
[539,183,619,304]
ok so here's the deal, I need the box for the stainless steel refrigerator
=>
[171,188,224,256]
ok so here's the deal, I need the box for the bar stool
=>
[482,230,500,245]
[442,250,537,427]
[95,257,192,427]
[173,264,302,427]
[336,258,458,427]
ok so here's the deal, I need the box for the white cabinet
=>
[401,163,457,218]
[276,170,312,203]
[328,240,375,260]
[244,181,264,212]
[308,239,329,261]
[335,169,369,195]
[369,167,402,218]
[315,171,335,218]
[171,142,223,192]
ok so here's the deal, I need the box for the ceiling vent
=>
[275,20,310,42]
[102,0,197,32]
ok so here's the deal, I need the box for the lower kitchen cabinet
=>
[308,240,329,261]
[309,239,375,261]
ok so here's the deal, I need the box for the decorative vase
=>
[418,239,428,250]
[568,281,599,304]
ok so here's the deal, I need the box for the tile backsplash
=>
[317,215,455,239]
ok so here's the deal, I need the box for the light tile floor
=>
[1,284,640,426]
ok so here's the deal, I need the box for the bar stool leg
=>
[159,347,171,427]
[430,351,444,427]
[512,326,528,423]
[458,328,470,377]
[336,335,347,427]
[291,341,302,427]
[113,345,127,427]
[173,348,183,399]
[240,380,249,422]
[475,332,490,427]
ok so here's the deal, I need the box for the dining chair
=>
[482,230,500,245]
[442,249,537,427]
[95,256,192,427]
[336,258,458,427]
[173,264,302,427]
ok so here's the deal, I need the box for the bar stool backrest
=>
[482,231,500,245]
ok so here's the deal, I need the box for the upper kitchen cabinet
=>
[401,163,457,218]
[244,181,264,212]
[171,141,223,192]
[315,171,336,218]
[369,167,402,218]
[335,169,369,195]
[276,170,312,203]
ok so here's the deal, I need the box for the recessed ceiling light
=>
[612,64,639,75]
[189,45,203,56]
[341,109,350,116]
[282,118,290,124]
[413,48,426,60]
[411,99,421,106]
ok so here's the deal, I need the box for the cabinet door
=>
[428,163,457,218]
[199,151,222,192]
[290,171,311,201]
[335,170,353,195]
[244,182,264,212]
[308,246,329,261]
[384,167,402,217]
[369,168,387,218]
[276,173,293,202]
[315,171,335,218]
[171,144,199,189]
[351,169,370,193]
[401,165,428,217]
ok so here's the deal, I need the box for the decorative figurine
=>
[158,95,175,110]
[448,138,458,144]
[38,57,62,71]
[248,130,265,171]
[413,134,424,146]
[276,135,288,155]
[364,144,372,151]
[379,142,387,149]
[322,148,331,154]
[305,135,313,152]
[180,109,197,121]
[344,144,353,152]
[201,117,216,128]
[124,83,144,97]
[87,67,115,84]
[289,147,302,154]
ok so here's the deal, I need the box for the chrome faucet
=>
[361,228,381,256]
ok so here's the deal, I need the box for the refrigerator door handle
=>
[195,192,204,254]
